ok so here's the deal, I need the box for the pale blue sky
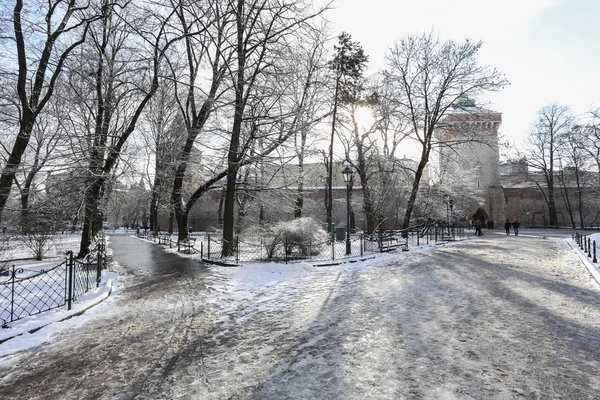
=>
[325,0,599,148]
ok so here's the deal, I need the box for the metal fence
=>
[574,231,598,263]
[0,234,107,327]
[158,226,466,265]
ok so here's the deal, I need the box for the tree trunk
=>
[402,156,429,232]
[547,185,558,226]
[150,192,159,233]
[222,170,238,256]
[361,183,376,234]
[168,210,174,234]
[294,187,304,219]
[578,189,584,228]
[173,205,189,240]
[222,0,245,257]
[327,85,339,232]
[78,181,102,257]
[0,115,33,219]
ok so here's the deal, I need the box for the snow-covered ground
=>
[0,229,599,399]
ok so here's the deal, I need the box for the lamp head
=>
[342,165,353,184]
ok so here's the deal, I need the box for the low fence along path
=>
[0,231,599,399]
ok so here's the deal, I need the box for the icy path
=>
[0,232,599,399]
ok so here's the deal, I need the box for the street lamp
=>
[342,164,354,255]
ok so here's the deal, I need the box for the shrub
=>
[264,217,329,258]
[19,217,56,261]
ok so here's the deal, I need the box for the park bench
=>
[379,236,402,252]
[158,234,172,246]
[177,237,197,253]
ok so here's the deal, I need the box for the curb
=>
[313,256,376,267]
[565,239,600,286]
[0,279,113,346]
[201,259,239,267]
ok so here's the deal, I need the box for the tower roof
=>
[450,96,501,115]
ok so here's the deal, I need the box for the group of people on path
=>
[473,216,520,237]
[504,217,520,236]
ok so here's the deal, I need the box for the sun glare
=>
[353,106,376,129]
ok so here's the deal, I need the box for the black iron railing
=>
[1,234,106,326]
[151,226,465,264]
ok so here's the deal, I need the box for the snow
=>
[0,270,122,357]
[0,234,126,357]
[0,236,437,358]
[1,230,600,398]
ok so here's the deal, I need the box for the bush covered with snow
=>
[263,217,330,258]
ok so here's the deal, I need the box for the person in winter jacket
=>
[504,219,511,236]
[512,220,520,236]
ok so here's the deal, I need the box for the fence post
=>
[10,265,15,322]
[594,240,597,263]
[285,236,289,264]
[207,234,210,259]
[200,240,203,259]
[67,251,74,311]
[584,236,588,253]
[417,229,420,247]
[236,236,239,264]
[331,235,335,260]
[435,226,438,243]
[360,234,363,257]
[588,238,592,258]
[96,251,102,288]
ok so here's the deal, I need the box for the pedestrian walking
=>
[504,219,511,236]
[513,219,520,236]
[475,219,483,236]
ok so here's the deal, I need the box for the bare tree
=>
[168,0,234,241]
[383,33,508,230]
[523,104,574,227]
[218,1,330,255]
[64,0,183,256]
[0,0,99,222]
[557,125,592,228]
[13,107,65,228]
[338,75,392,234]
[579,108,600,188]
[292,32,330,219]
[139,80,184,234]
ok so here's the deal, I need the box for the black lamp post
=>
[342,164,354,255]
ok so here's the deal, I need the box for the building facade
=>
[437,97,505,224]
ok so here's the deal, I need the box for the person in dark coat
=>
[513,219,520,236]
[475,219,483,236]
[504,219,511,236]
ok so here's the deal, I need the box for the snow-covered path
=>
[0,231,599,399]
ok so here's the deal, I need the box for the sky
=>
[324,0,600,150]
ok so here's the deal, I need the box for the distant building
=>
[436,97,505,224]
